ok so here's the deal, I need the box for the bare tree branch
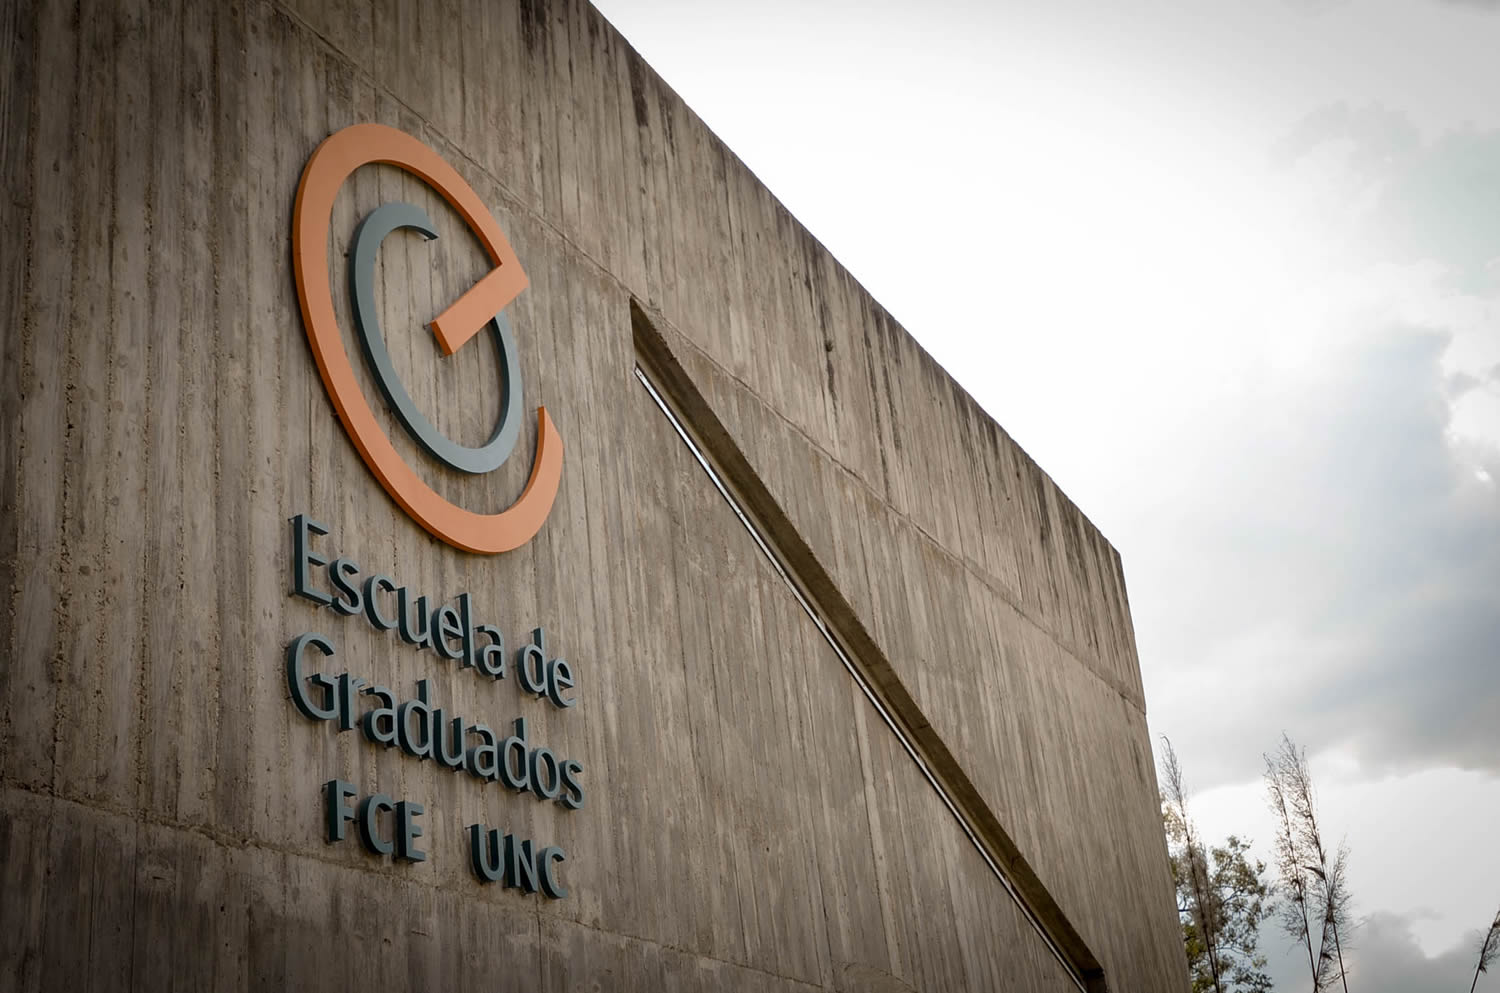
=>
[1267,743,1319,988]
[1471,905,1500,993]
[1264,734,1353,993]
[1162,736,1226,993]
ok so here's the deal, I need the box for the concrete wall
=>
[0,0,1186,990]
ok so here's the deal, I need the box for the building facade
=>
[0,1,1186,990]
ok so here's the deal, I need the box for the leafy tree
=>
[1160,737,1275,993]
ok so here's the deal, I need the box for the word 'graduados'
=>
[287,632,585,809]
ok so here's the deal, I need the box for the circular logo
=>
[292,124,563,554]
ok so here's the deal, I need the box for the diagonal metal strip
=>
[631,299,1107,993]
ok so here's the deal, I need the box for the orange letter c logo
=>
[292,124,562,554]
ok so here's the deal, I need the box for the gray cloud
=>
[1261,910,1485,992]
[1134,114,1500,788]
[1285,331,1500,775]
[1278,0,1353,12]
[1447,371,1482,399]
[1372,135,1500,291]
[1271,104,1421,179]
[1436,0,1500,9]
[1275,105,1500,291]
[1140,322,1500,785]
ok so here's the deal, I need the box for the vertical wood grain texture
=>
[6,0,74,796]
[0,0,38,772]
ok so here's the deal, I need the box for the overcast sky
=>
[591,0,1500,986]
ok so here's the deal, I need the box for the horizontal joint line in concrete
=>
[0,782,834,990]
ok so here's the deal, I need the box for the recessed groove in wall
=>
[630,300,1107,993]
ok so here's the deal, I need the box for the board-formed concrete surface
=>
[0,1,1188,990]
